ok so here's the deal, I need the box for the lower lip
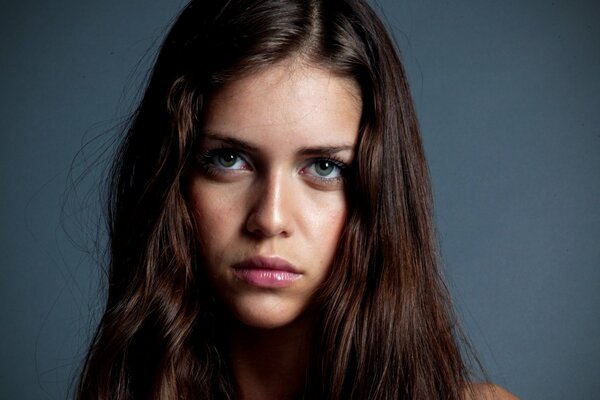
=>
[233,268,302,288]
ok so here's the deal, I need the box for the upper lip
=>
[232,256,300,273]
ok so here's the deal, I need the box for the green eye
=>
[314,160,335,176]
[217,152,238,168]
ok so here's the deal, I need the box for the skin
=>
[187,60,361,399]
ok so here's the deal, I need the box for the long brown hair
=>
[77,0,479,398]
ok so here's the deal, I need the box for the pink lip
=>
[232,256,302,288]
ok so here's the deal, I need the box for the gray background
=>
[1,0,598,398]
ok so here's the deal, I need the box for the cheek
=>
[187,182,241,254]
[302,195,348,262]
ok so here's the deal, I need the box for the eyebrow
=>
[199,131,355,156]
[297,145,355,156]
[200,132,259,153]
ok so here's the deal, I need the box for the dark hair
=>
[77,0,479,398]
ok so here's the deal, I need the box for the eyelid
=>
[307,155,349,170]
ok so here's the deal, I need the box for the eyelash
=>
[195,147,350,184]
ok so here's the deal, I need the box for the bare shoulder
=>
[463,383,519,400]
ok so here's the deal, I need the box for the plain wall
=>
[1,0,598,398]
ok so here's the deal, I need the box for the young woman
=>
[77,0,517,399]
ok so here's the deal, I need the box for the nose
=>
[245,171,294,238]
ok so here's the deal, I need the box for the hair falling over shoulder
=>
[76,1,482,399]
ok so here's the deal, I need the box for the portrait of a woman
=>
[5,0,600,397]
[73,1,518,399]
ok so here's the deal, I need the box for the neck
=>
[225,314,313,400]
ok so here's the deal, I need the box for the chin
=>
[223,294,310,330]
[236,314,298,330]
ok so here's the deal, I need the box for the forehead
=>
[201,61,362,150]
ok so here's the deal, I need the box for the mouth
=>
[232,256,302,288]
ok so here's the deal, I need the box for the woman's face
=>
[187,61,361,329]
